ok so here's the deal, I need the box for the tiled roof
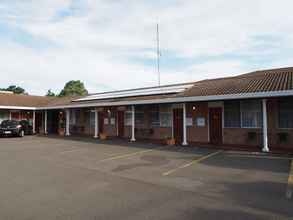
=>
[178,67,293,97]
[0,93,53,108]
[0,67,293,109]
[0,93,79,108]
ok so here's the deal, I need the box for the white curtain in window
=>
[160,105,172,127]
[241,100,262,128]
[124,111,132,126]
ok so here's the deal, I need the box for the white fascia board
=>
[0,106,36,110]
[36,90,293,110]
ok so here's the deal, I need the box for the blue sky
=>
[0,0,293,95]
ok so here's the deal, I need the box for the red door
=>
[209,108,223,145]
[35,112,42,133]
[173,109,183,144]
[98,112,104,134]
[117,111,124,138]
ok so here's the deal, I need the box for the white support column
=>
[94,109,99,138]
[9,111,11,120]
[44,110,48,135]
[32,110,36,134]
[182,103,188,146]
[65,109,70,136]
[262,99,269,152]
[131,105,136,142]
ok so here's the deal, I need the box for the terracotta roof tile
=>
[178,67,293,97]
[1,67,293,108]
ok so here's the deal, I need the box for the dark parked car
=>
[0,120,33,137]
[19,120,33,135]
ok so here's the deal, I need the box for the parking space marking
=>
[286,160,293,199]
[99,148,157,162]
[163,150,222,176]
[227,154,291,160]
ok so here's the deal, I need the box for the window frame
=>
[124,110,132,126]
[278,98,293,129]
[150,105,160,127]
[223,101,241,128]
[240,100,262,129]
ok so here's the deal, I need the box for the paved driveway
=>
[0,136,292,220]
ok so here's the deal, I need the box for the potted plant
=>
[100,133,107,140]
[165,135,175,146]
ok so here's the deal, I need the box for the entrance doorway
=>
[98,112,104,135]
[173,108,183,144]
[209,108,223,145]
[117,111,124,138]
[47,110,59,134]
[35,112,42,134]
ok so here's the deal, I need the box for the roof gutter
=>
[0,105,36,110]
[36,90,293,110]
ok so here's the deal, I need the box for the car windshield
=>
[1,120,19,127]
[20,120,28,125]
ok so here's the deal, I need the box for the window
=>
[279,98,293,128]
[160,105,172,127]
[124,111,132,126]
[160,112,172,127]
[241,100,262,128]
[135,110,144,127]
[224,101,240,128]
[0,110,9,124]
[150,105,160,127]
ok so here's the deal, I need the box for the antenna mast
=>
[156,23,161,86]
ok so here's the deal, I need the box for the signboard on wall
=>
[186,117,193,126]
[110,118,116,125]
[196,117,206,127]
[104,118,109,125]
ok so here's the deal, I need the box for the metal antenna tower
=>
[156,23,161,86]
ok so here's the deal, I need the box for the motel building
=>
[1,67,293,153]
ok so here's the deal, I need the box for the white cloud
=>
[0,0,292,95]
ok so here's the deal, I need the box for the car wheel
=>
[19,130,25,137]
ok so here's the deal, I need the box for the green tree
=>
[46,89,56,97]
[1,85,26,94]
[59,80,88,97]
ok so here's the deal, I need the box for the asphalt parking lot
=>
[0,136,292,220]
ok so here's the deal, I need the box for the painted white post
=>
[131,105,136,142]
[182,103,188,146]
[262,99,269,152]
[44,110,48,135]
[65,109,70,136]
[9,111,11,120]
[32,110,36,134]
[94,109,99,138]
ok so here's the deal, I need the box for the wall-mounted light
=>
[192,106,196,111]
